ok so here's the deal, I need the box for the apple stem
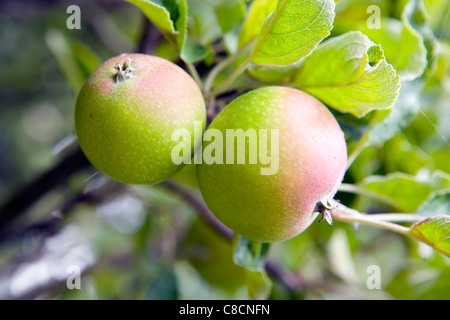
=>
[114,57,136,83]
[330,204,412,236]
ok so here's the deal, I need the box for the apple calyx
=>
[316,197,339,225]
[114,56,136,83]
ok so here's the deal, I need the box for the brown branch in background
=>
[0,147,91,234]
[161,181,234,241]
[137,18,164,55]
[0,178,125,244]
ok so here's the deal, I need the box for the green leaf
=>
[180,36,212,63]
[126,0,187,52]
[215,0,246,54]
[233,235,270,272]
[216,0,246,34]
[363,17,427,81]
[188,0,222,45]
[410,215,450,257]
[71,40,102,75]
[250,0,335,66]
[128,0,214,64]
[418,191,450,217]
[238,0,278,49]
[432,148,450,174]
[382,134,430,175]
[246,63,298,82]
[293,31,401,118]
[403,0,438,73]
[425,39,450,90]
[360,174,432,212]
[155,39,180,62]
[334,0,429,81]
[245,270,273,300]
[145,265,179,299]
[359,171,450,212]
[45,29,88,93]
[400,0,430,78]
[366,81,421,146]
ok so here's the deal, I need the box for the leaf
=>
[215,0,246,54]
[233,235,270,272]
[180,36,212,63]
[334,0,429,81]
[399,0,430,79]
[327,229,359,284]
[188,0,221,45]
[382,134,430,175]
[366,81,421,146]
[403,0,438,73]
[410,216,450,257]
[216,0,246,34]
[245,270,272,300]
[432,148,450,174]
[126,0,187,52]
[418,191,450,217]
[45,29,89,93]
[363,17,427,81]
[360,174,433,212]
[359,171,450,212]
[71,40,102,75]
[250,0,335,66]
[238,0,277,49]
[293,31,401,118]
[129,0,214,64]
[155,39,180,62]
[425,39,450,90]
[246,63,298,82]
[145,265,179,299]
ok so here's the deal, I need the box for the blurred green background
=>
[0,0,449,300]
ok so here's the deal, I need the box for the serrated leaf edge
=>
[409,215,450,257]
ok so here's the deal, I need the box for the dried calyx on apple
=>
[74,53,206,184]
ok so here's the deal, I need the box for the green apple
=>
[75,54,206,184]
[197,86,347,242]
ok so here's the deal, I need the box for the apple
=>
[75,54,206,184]
[197,86,347,242]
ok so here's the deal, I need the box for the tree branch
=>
[0,178,125,244]
[0,148,91,233]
